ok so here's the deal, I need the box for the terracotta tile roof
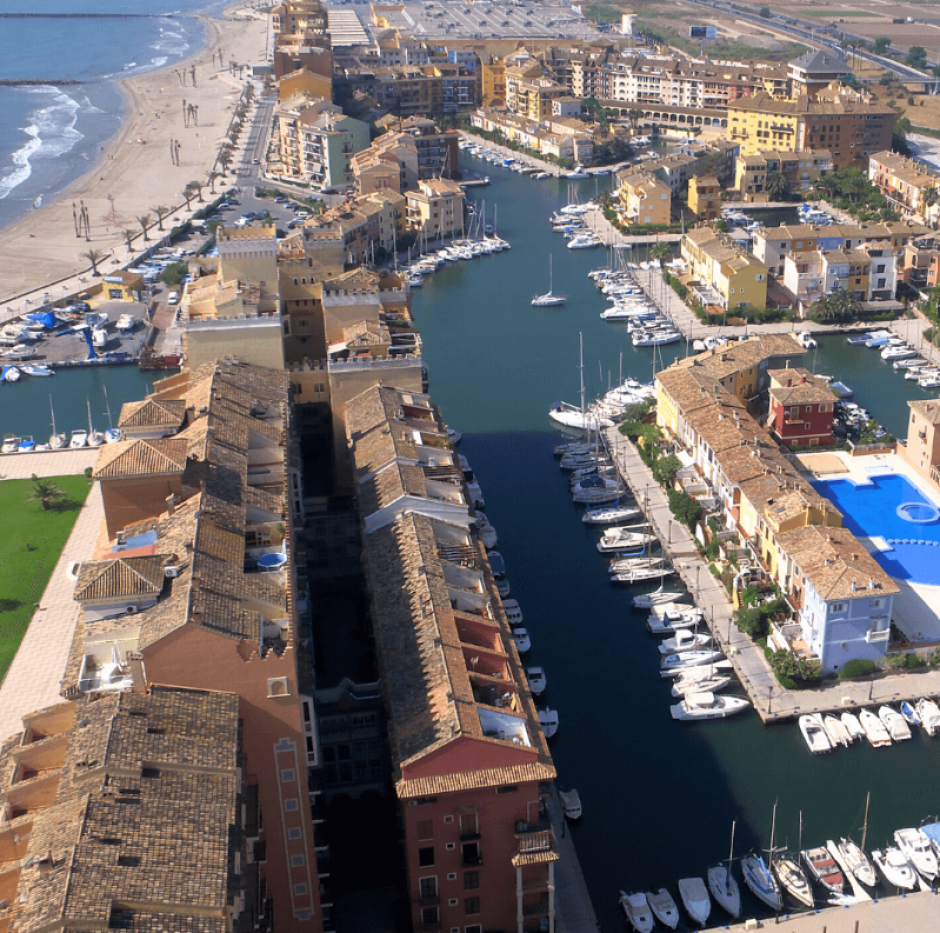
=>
[74,555,167,602]
[398,762,557,799]
[777,524,899,600]
[93,438,189,479]
[118,398,187,430]
[1,687,242,933]
[769,380,835,407]
[342,318,391,347]
[345,384,444,442]
[908,398,940,424]
[352,422,418,478]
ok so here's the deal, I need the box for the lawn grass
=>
[0,475,90,684]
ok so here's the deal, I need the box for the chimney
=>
[165,493,177,517]
[127,652,147,694]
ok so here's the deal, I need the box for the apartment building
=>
[781,244,896,309]
[869,150,940,227]
[405,177,465,239]
[343,62,478,118]
[734,148,832,201]
[766,366,835,448]
[680,227,769,311]
[788,48,853,100]
[346,385,559,933]
[399,116,461,178]
[655,340,899,672]
[618,171,672,225]
[0,687,255,931]
[505,61,568,120]
[687,175,721,221]
[727,86,894,170]
[480,55,507,107]
[900,236,940,289]
[352,131,420,194]
[68,360,326,932]
[752,220,931,279]
[901,399,940,487]
[470,108,594,164]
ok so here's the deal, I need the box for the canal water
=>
[412,153,940,928]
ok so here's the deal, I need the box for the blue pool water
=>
[812,473,940,584]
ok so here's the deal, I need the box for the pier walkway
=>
[545,786,598,933]
[602,427,940,723]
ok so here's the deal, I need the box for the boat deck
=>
[603,428,940,725]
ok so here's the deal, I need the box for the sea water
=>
[0,0,215,231]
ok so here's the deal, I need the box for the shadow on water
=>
[412,156,940,930]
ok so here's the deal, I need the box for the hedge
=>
[839,658,875,680]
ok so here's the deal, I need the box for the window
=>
[419,846,435,867]
[465,926,482,933]
[496,785,518,794]
[830,602,846,613]
[464,871,479,890]
[461,842,481,866]
[291,854,306,867]
[281,769,296,783]
[464,897,480,915]
[288,827,302,840]
[419,876,439,899]
[284,798,299,812]
[417,819,434,841]
[294,884,309,896]
[420,907,439,926]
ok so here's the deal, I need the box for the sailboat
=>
[102,386,123,443]
[773,811,814,909]
[742,805,783,911]
[49,395,66,449]
[531,255,567,306]
[549,333,615,431]
[87,399,105,448]
[707,821,741,919]
[837,794,877,888]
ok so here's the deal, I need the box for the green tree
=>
[27,475,67,511]
[80,248,105,276]
[136,213,153,242]
[667,488,702,529]
[759,6,771,17]
[765,171,790,201]
[873,37,891,55]
[151,205,170,232]
[906,46,927,70]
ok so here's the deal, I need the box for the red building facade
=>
[767,367,835,448]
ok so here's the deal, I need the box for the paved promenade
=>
[0,483,102,742]
[602,428,940,723]
[714,888,940,932]
[0,448,99,479]
[545,786,598,933]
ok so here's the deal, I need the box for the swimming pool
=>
[812,472,940,585]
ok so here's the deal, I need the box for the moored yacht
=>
[646,889,679,929]
[894,827,938,880]
[872,847,917,889]
[677,878,710,927]
[741,853,781,910]
[619,892,654,933]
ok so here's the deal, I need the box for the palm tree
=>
[650,242,671,262]
[923,186,939,223]
[27,474,67,511]
[206,170,221,195]
[627,108,644,131]
[151,205,170,231]
[81,248,105,276]
[183,182,198,209]
[136,213,153,241]
[832,287,860,320]
[765,171,790,202]
[217,144,234,176]
[121,228,135,254]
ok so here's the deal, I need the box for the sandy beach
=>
[0,2,268,313]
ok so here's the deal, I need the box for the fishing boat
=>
[538,707,558,738]
[677,878,710,927]
[619,892,654,933]
[799,714,831,754]
[646,889,679,929]
[840,711,865,742]
[822,714,851,748]
[633,585,686,608]
[531,256,567,306]
[894,828,938,880]
[859,708,892,747]
[916,697,940,736]
[741,853,781,910]
[872,847,917,889]
[670,692,749,721]
[524,666,546,696]
[878,705,912,741]
[801,846,844,895]
[559,788,582,820]
[581,504,641,525]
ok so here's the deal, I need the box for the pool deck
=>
[604,430,940,725]
[794,450,940,647]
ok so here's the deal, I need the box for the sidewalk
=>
[546,785,598,933]
[0,448,99,480]
[0,484,103,742]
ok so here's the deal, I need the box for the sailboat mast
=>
[727,820,736,895]
[579,332,585,417]
[861,793,870,852]
[768,802,778,866]
[103,385,114,430]
[50,394,56,435]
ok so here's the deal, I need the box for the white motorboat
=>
[677,877,710,927]
[525,666,546,696]
[22,364,54,376]
[894,828,938,880]
[17,436,36,452]
[3,435,22,454]
[538,707,558,738]
[596,527,655,552]
[633,330,681,347]
[899,700,919,727]
[3,365,21,382]
[581,504,641,525]
[671,672,732,697]
[567,233,602,250]
[859,708,892,747]
[658,629,712,654]
[670,692,749,720]
[706,866,741,919]
[69,428,88,449]
[559,788,582,820]
[549,401,615,431]
[477,520,498,550]
[797,330,818,349]
[646,888,679,929]
[840,711,865,742]
[646,603,703,635]
[611,564,675,584]
[837,838,877,888]
[512,627,531,654]
[916,697,940,736]
[619,892,654,933]
[822,714,851,748]
[801,846,844,894]
[741,854,782,910]
[501,598,523,624]
[633,586,686,609]
[116,313,136,332]
[872,847,917,890]
[660,649,725,676]
[773,857,814,909]
[532,256,567,306]
[572,475,626,504]
[879,705,912,741]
